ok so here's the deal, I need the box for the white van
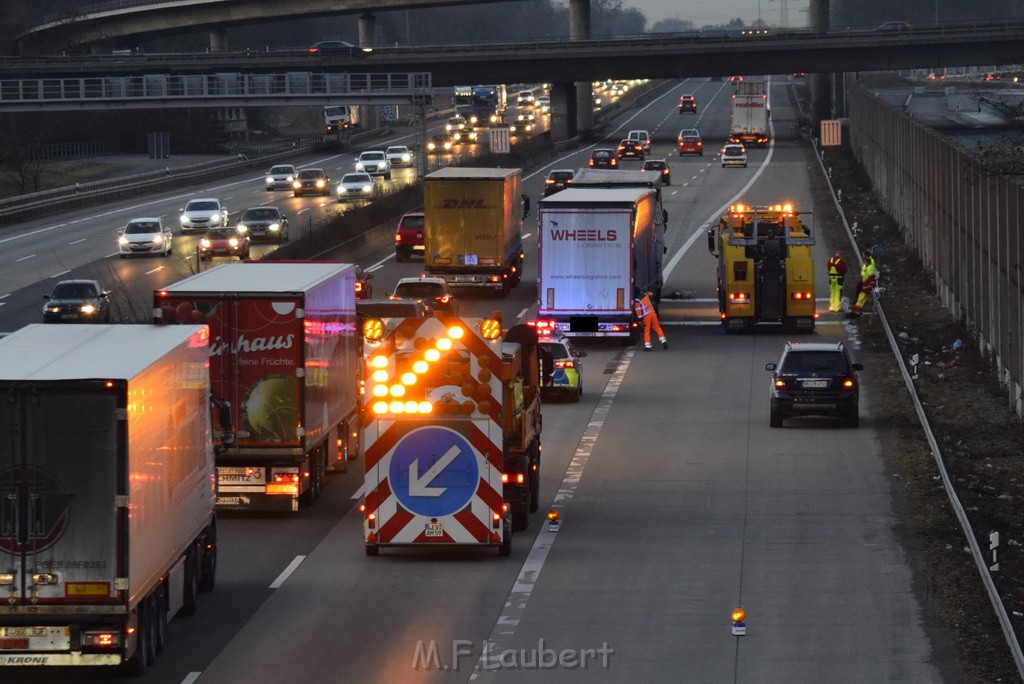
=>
[628,129,651,153]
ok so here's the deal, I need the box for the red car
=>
[678,134,704,156]
[394,211,424,262]
[199,226,251,260]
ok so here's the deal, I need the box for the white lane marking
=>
[367,254,393,271]
[469,350,634,681]
[105,252,119,259]
[180,672,202,684]
[663,118,777,282]
[517,307,529,319]
[268,555,306,589]
[0,294,9,299]
[15,255,35,262]
[351,484,364,500]
[50,270,69,279]
[522,232,532,239]
[145,266,164,275]
[68,238,87,245]
[298,208,313,215]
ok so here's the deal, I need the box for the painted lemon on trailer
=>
[243,374,298,441]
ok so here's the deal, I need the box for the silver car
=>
[118,217,172,257]
[385,145,413,168]
[265,164,297,191]
[336,173,376,202]
[721,144,748,168]
[355,151,392,179]
[179,198,229,234]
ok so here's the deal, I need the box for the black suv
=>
[765,341,863,427]
[544,169,575,196]
[292,168,331,197]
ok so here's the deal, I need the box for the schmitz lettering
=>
[441,199,493,209]
[209,334,295,357]
[548,229,618,241]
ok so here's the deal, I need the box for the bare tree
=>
[0,116,47,195]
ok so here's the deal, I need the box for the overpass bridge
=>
[4,23,1023,136]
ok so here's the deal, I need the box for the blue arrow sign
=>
[389,426,480,517]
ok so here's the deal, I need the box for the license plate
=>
[60,314,78,319]
[424,523,443,537]
[1,628,45,638]
[219,467,263,482]
[801,380,829,388]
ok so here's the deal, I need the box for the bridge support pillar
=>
[808,0,832,123]
[209,29,227,53]
[567,0,592,137]
[358,14,376,48]
[550,84,577,140]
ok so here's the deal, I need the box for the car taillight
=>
[662,168,670,176]
[437,295,451,303]
[610,159,618,166]
[554,360,575,369]
[545,178,555,185]
[355,282,364,292]
[395,233,402,242]
[841,378,856,390]
[774,378,787,390]
[589,160,595,167]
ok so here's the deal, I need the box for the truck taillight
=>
[791,292,813,300]
[266,473,299,496]
[83,630,121,648]
[728,292,750,303]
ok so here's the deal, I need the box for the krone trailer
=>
[155,261,361,512]
[537,186,665,342]
[0,324,217,673]
[424,167,529,296]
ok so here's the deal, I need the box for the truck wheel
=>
[198,522,217,593]
[528,442,541,513]
[125,607,150,675]
[366,545,379,557]
[511,500,529,531]
[499,280,511,298]
[499,521,512,556]
[143,595,158,666]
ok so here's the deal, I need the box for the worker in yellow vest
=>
[826,251,848,312]
[848,250,878,318]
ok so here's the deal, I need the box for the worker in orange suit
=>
[633,288,667,350]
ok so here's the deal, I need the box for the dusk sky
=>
[630,0,809,28]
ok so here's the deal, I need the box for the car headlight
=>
[286,175,294,182]
[316,180,326,188]
[80,303,97,314]
[211,214,222,225]
[265,176,274,183]
[236,226,247,234]
[179,215,189,224]
[237,223,248,231]
[356,162,365,171]
[361,184,373,193]
[45,305,60,314]
[337,187,348,194]
[268,223,280,231]
[401,153,411,162]
[153,234,164,244]
[118,236,129,245]
[200,238,211,248]
[229,238,239,247]
[293,180,302,189]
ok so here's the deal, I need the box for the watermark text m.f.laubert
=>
[412,639,614,671]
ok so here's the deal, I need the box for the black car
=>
[544,169,575,196]
[588,148,619,169]
[308,41,366,57]
[617,139,645,160]
[765,341,863,428]
[292,168,331,197]
[355,265,374,300]
[43,279,111,323]
[237,206,289,243]
[390,277,458,316]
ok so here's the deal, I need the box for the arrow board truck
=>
[359,316,543,556]
[424,167,527,296]
[0,324,217,673]
[729,78,769,147]
[538,186,665,342]
[155,261,361,512]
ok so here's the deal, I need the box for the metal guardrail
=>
[0,134,334,224]
[0,72,432,110]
